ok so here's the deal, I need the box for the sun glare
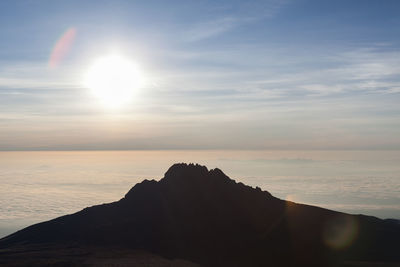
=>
[84,54,144,108]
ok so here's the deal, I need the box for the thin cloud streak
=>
[181,0,289,42]
[183,17,239,42]
[0,62,80,90]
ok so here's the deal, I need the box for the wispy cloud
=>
[240,46,400,97]
[181,0,289,42]
[0,61,79,90]
[183,17,239,42]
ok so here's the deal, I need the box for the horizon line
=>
[1,148,400,152]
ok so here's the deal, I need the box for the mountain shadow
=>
[1,163,399,266]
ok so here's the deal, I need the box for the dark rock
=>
[1,163,399,267]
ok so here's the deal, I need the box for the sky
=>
[1,0,400,150]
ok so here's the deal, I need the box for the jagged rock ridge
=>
[1,163,399,267]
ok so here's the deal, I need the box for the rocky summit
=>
[1,163,399,267]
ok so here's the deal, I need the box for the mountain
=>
[1,163,399,266]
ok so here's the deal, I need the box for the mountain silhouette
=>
[0,163,399,266]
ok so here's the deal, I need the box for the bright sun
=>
[84,54,144,108]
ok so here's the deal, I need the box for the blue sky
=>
[1,0,400,150]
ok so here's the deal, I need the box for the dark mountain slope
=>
[1,163,399,266]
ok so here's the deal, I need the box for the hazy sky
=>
[1,0,400,150]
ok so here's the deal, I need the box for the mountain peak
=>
[123,163,232,201]
[164,163,209,178]
[2,163,400,267]
[162,162,231,184]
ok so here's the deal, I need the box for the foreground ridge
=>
[1,163,399,267]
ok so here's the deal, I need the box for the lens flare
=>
[49,28,76,68]
[323,214,359,250]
